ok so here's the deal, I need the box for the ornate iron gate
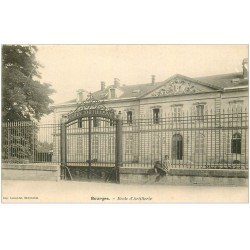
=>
[60,94,122,183]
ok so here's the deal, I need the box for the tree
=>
[37,141,53,153]
[2,45,55,122]
[2,46,56,163]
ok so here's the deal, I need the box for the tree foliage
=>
[2,122,36,163]
[2,45,55,122]
[37,141,53,153]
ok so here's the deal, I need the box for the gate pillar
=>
[60,115,67,179]
[116,111,123,183]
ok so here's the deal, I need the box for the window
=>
[153,108,160,124]
[78,118,82,128]
[231,133,241,154]
[108,136,115,155]
[229,101,243,113]
[125,135,133,155]
[152,135,160,156]
[92,136,99,157]
[110,88,116,99]
[110,119,115,126]
[172,106,183,122]
[228,101,244,126]
[93,117,99,127]
[195,134,205,154]
[127,111,133,124]
[172,134,183,160]
[196,105,204,120]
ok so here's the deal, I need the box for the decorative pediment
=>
[150,77,214,97]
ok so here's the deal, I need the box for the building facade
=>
[52,59,249,169]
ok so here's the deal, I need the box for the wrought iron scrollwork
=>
[66,93,116,123]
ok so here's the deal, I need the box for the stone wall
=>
[119,168,248,186]
[2,164,60,181]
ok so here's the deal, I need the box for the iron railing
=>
[64,117,117,167]
[122,109,248,170]
[2,121,60,164]
[2,109,249,170]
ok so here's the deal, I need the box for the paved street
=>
[2,180,248,203]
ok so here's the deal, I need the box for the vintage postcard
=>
[1,45,248,203]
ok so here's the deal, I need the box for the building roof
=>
[195,72,247,89]
[56,71,248,107]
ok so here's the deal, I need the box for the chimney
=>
[151,75,155,85]
[114,78,120,87]
[101,81,106,91]
[242,58,248,79]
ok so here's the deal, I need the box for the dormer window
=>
[76,89,87,102]
[127,111,133,124]
[108,86,123,99]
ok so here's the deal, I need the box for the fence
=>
[2,122,61,164]
[63,116,117,168]
[2,109,249,170]
[122,109,249,170]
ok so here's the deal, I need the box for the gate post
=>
[60,115,67,179]
[116,111,123,183]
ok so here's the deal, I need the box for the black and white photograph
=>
[1,1,250,250]
[1,45,248,203]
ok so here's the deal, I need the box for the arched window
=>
[172,134,183,160]
[231,133,241,154]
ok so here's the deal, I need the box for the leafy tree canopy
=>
[2,45,55,122]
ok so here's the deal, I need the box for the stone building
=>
[52,59,248,168]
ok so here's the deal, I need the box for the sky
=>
[36,45,248,106]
